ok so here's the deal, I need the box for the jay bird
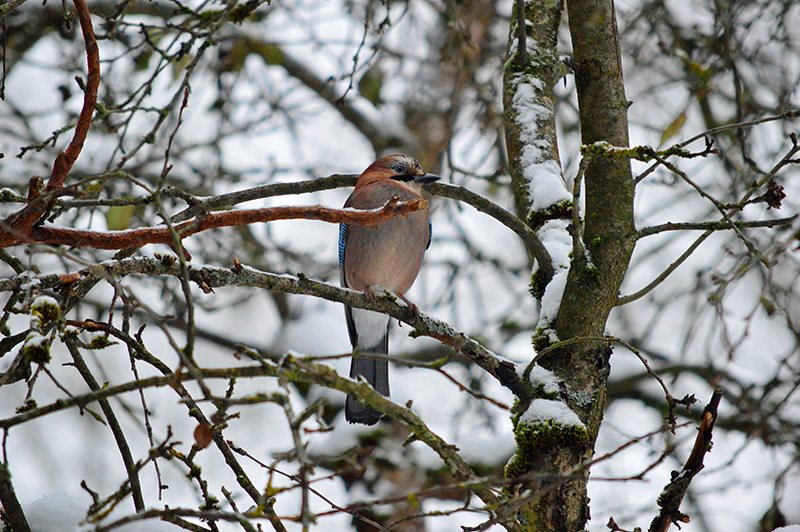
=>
[339,154,439,425]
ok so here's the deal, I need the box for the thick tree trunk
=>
[556,0,636,341]
[503,0,636,529]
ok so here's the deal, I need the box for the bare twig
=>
[677,110,800,149]
[278,389,315,532]
[0,0,99,246]
[49,0,99,190]
[617,230,713,306]
[65,338,145,512]
[0,258,526,404]
[648,388,723,532]
[0,355,507,527]
[650,153,759,256]
[428,182,553,283]
[0,462,31,532]
[637,216,797,238]
[9,198,426,250]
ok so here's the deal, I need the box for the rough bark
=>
[556,0,636,340]
[543,0,636,530]
[503,0,565,225]
[502,0,636,529]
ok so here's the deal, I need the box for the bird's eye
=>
[391,163,406,174]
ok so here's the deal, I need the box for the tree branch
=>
[0,0,99,246]
[49,0,99,190]
[0,258,527,402]
[637,216,797,238]
[0,463,31,532]
[64,338,145,512]
[0,352,511,528]
[167,174,360,223]
[3,198,425,250]
[617,230,713,306]
[427,182,553,282]
[226,32,410,155]
[649,388,722,532]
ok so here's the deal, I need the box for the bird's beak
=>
[414,173,440,185]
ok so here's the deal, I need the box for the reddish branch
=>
[0,0,99,247]
[50,0,99,190]
[23,198,426,250]
[649,388,723,532]
[0,4,423,254]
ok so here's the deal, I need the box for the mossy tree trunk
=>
[503,0,636,529]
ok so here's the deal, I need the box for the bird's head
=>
[362,154,440,190]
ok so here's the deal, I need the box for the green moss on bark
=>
[505,417,590,480]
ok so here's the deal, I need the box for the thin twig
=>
[637,216,797,238]
[617,230,713,306]
[279,388,314,532]
[678,111,800,149]
[65,338,145,511]
[428,182,553,283]
[0,0,100,245]
[0,357,506,525]
[648,389,723,532]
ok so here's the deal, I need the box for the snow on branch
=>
[0,258,529,401]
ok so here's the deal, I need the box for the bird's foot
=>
[397,293,420,318]
[363,286,376,301]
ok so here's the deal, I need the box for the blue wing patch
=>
[338,224,348,267]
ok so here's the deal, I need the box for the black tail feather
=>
[345,336,389,425]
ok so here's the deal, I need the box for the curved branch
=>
[0,0,99,245]
[0,349,506,524]
[677,110,800,149]
[9,198,425,250]
[167,174,359,223]
[0,258,527,401]
[427,182,554,283]
[49,0,99,190]
[617,230,713,306]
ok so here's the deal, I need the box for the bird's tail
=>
[345,332,389,425]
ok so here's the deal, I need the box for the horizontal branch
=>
[0,348,504,518]
[64,177,551,281]
[0,258,527,401]
[166,174,360,223]
[52,175,555,288]
[637,216,797,238]
[5,198,424,250]
[677,110,800,149]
